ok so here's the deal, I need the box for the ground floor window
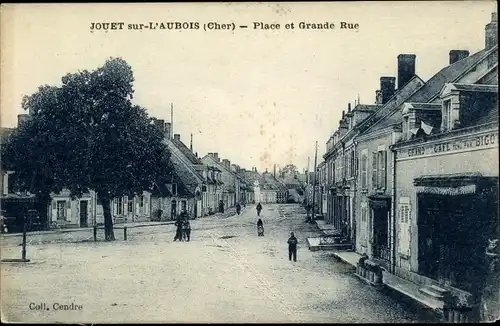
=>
[56,200,67,221]
[181,200,187,212]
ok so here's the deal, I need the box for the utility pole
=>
[306,156,310,206]
[311,141,318,223]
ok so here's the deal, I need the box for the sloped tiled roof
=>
[259,172,287,191]
[169,152,201,196]
[367,48,491,132]
[172,138,202,164]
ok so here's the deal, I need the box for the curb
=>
[0,221,176,238]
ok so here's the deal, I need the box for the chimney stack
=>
[380,76,396,104]
[348,103,352,113]
[214,153,219,162]
[17,114,29,128]
[190,133,193,151]
[486,12,498,50]
[222,159,231,168]
[173,134,180,141]
[164,122,172,139]
[449,50,470,65]
[397,54,416,89]
[342,110,345,119]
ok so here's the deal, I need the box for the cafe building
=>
[391,81,498,320]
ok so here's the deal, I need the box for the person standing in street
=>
[288,232,298,262]
[182,219,191,242]
[174,218,183,242]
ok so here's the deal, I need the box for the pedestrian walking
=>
[256,202,262,216]
[182,219,191,242]
[257,218,264,236]
[287,232,298,262]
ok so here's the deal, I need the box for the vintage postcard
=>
[0,1,498,324]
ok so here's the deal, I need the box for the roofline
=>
[427,46,497,102]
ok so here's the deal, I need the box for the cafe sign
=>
[400,131,497,159]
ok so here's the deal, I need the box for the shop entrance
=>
[417,193,480,291]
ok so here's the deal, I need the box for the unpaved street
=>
[1,204,432,323]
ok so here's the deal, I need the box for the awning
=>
[413,173,491,196]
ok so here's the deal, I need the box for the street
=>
[1,204,433,323]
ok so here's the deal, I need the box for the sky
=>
[0,2,497,173]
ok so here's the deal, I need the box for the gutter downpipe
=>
[390,143,397,275]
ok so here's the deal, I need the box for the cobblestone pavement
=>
[1,204,434,323]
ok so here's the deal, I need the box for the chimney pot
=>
[449,50,470,65]
[486,12,498,50]
[173,134,180,141]
[397,54,416,89]
[17,114,29,128]
[164,122,172,139]
[380,76,396,104]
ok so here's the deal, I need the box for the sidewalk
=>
[332,250,444,313]
[314,220,341,236]
[0,221,175,238]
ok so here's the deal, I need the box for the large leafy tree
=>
[281,164,298,177]
[2,58,173,240]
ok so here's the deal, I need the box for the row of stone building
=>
[310,13,498,321]
[1,114,290,232]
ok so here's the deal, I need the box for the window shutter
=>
[66,201,72,222]
[381,151,387,189]
[51,201,57,222]
[145,194,150,218]
[371,152,378,190]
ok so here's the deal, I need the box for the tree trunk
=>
[101,197,115,241]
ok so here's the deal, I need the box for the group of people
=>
[174,210,191,242]
[254,202,299,262]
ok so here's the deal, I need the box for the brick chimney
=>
[397,54,416,89]
[164,122,172,139]
[486,12,498,50]
[214,153,219,162]
[222,159,231,168]
[449,50,470,65]
[17,114,29,128]
[153,119,165,132]
[173,134,180,141]
[380,77,396,104]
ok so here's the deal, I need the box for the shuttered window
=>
[398,203,411,256]
[371,152,378,190]
[361,153,367,189]
[379,150,387,190]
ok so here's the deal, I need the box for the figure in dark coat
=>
[256,202,262,216]
[182,220,191,242]
[219,200,225,213]
[287,232,298,262]
[174,219,183,242]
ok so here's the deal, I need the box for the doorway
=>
[418,193,477,290]
[79,201,88,227]
[171,200,177,220]
[372,207,390,261]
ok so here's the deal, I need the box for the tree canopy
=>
[2,57,173,240]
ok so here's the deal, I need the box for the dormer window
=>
[439,83,497,132]
[442,99,455,131]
